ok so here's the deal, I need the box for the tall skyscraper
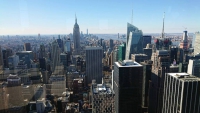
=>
[113,60,143,113]
[179,31,190,50]
[142,35,151,48]
[149,50,170,113]
[39,44,45,58]
[118,33,119,39]
[2,49,13,68]
[140,60,153,112]
[56,36,64,52]
[169,45,178,63]
[64,38,71,53]
[118,43,126,61]
[143,44,153,60]
[73,15,80,53]
[162,73,200,113]
[109,39,114,50]
[153,12,172,50]
[24,43,31,51]
[0,46,3,70]
[194,32,200,55]
[60,53,68,70]
[51,40,61,72]
[86,46,103,84]
[187,59,200,77]
[87,28,88,35]
[126,23,143,59]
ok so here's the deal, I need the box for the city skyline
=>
[0,0,200,35]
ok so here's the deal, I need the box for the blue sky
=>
[0,0,200,35]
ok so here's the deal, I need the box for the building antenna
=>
[162,12,165,39]
[130,2,133,24]
[131,9,133,24]
[182,26,187,31]
[75,13,77,23]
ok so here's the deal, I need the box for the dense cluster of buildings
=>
[0,13,200,113]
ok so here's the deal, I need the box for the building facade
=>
[143,44,153,60]
[131,54,148,63]
[64,38,71,53]
[142,35,151,48]
[24,43,31,51]
[86,46,103,84]
[51,40,61,72]
[16,51,33,68]
[118,43,126,61]
[47,75,66,96]
[187,59,200,77]
[162,73,200,113]
[140,60,153,112]
[109,39,114,50]
[149,50,170,113]
[113,60,143,113]
[8,55,19,70]
[91,83,115,113]
[194,32,200,55]
[39,44,45,58]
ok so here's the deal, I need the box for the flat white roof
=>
[168,73,189,77]
[115,60,142,67]
[86,46,102,50]
[168,73,200,81]
[16,51,32,53]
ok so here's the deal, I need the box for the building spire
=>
[75,13,77,23]
[131,9,133,24]
[131,3,133,24]
[162,12,165,39]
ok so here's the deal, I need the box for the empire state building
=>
[73,15,80,53]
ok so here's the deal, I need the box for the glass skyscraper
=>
[126,23,143,59]
[118,43,126,61]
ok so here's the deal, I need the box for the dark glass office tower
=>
[109,39,114,50]
[169,45,178,63]
[113,60,143,113]
[142,35,151,48]
[24,43,31,51]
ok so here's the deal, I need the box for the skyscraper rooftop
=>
[167,73,200,81]
[115,60,142,67]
